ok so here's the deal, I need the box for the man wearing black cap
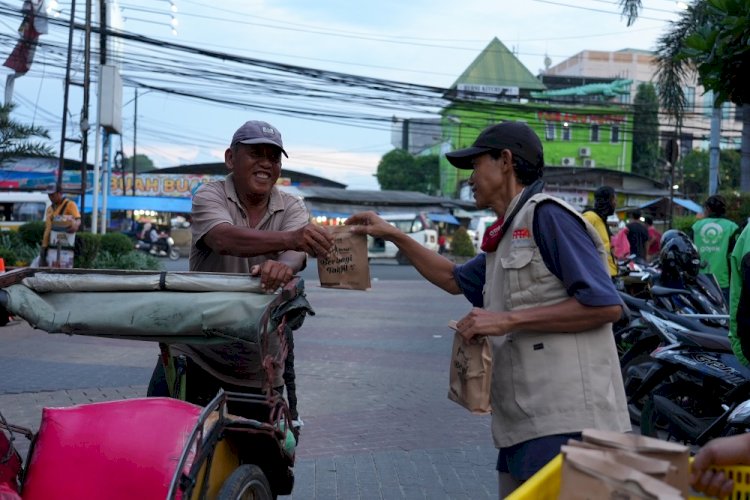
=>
[347,122,629,496]
[41,184,81,267]
[148,120,334,431]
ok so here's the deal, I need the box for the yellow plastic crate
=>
[506,454,750,499]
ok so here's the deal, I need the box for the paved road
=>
[163,256,426,281]
[0,275,497,499]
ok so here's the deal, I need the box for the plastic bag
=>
[611,228,631,260]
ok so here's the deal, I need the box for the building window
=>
[723,102,732,120]
[704,91,714,117]
[611,125,620,144]
[685,86,695,111]
[680,133,693,153]
[545,122,556,141]
[591,124,599,143]
[562,123,572,141]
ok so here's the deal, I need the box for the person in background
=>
[138,222,153,242]
[41,184,81,266]
[147,120,334,434]
[347,122,629,497]
[644,216,661,263]
[438,230,447,255]
[582,186,617,278]
[728,222,750,367]
[692,194,739,303]
[625,209,649,261]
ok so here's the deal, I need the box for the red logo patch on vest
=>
[512,228,530,240]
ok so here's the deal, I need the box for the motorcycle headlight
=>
[728,400,750,427]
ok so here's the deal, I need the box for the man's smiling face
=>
[227,143,283,197]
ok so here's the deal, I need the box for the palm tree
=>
[618,0,750,191]
[0,103,53,167]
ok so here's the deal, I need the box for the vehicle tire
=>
[216,464,273,500]
[395,251,410,265]
[640,381,703,440]
[0,305,9,327]
[639,394,662,437]
[621,352,654,425]
[168,248,181,261]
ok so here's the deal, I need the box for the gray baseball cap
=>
[230,120,288,157]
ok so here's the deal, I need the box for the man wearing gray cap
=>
[148,120,334,430]
[346,122,628,496]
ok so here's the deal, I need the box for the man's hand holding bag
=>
[447,321,492,415]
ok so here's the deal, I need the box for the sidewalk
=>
[1,280,498,499]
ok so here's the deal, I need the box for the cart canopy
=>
[0,271,313,344]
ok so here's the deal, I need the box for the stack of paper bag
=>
[558,429,690,499]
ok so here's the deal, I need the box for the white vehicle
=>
[0,191,51,232]
[467,215,496,253]
[368,212,439,264]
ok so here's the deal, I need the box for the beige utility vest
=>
[486,192,631,448]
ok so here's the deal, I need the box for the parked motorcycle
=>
[615,231,729,425]
[628,311,750,445]
[135,236,181,261]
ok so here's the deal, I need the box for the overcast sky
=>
[1,0,686,189]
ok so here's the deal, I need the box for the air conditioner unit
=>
[583,159,596,168]
[561,157,576,167]
[579,147,592,157]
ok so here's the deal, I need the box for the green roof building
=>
[433,38,633,197]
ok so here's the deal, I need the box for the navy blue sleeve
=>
[453,253,486,307]
[533,202,622,307]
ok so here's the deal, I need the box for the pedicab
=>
[0,267,313,499]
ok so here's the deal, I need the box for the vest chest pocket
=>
[500,249,535,297]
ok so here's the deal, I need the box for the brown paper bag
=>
[317,226,371,290]
[559,446,683,500]
[447,321,492,414]
[581,428,690,497]
[563,442,677,487]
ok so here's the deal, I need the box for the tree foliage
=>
[0,103,54,167]
[632,82,661,179]
[376,149,439,193]
[622,0,750,191]
[680,0,750,108]
[450,227,476,257]
[122,153,155,173]
[681,148,740,197]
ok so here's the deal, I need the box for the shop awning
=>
[635,197,702,214]
[427,213,460,225]
[673,198,702,213]
[80,195,192,213]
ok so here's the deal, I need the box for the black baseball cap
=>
[446,122,543,169]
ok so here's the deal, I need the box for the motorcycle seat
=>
[651,285,691,297]
[678,330,733,353]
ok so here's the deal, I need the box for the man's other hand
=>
[251,261,294,293]
[345,211,397,239]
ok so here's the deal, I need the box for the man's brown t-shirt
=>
[173,174,309,388]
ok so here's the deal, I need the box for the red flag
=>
[3,1,45,75]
